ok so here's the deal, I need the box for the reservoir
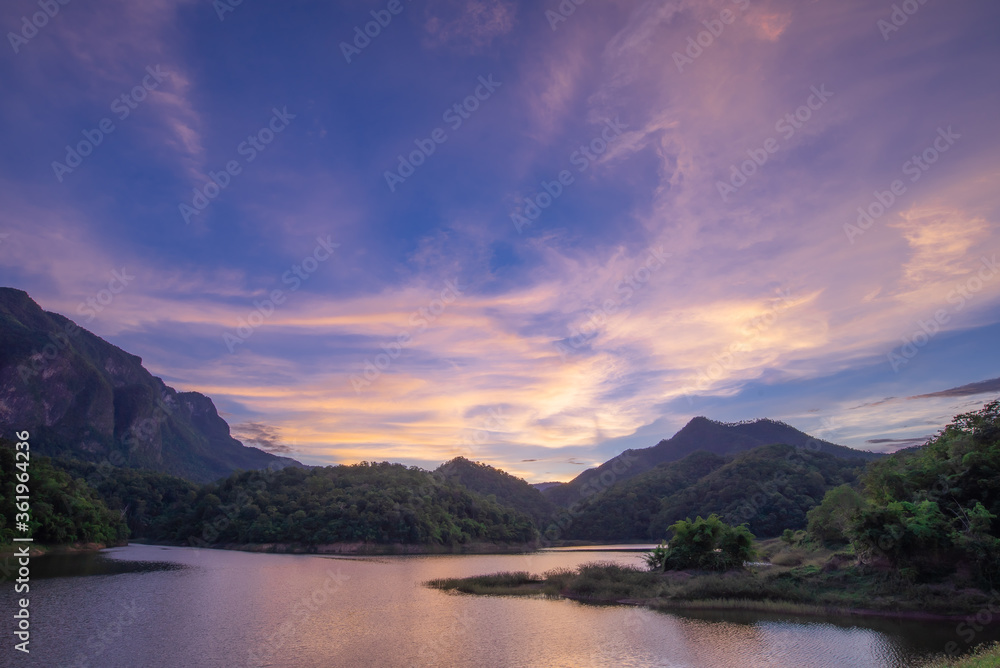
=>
[14,544,995,667]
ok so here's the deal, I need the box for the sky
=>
[1,0,999,482]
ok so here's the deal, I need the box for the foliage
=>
[648,514,756,572]
[807,484,865,545]
[139,461,538,547]
[648,445,867,539]
[560,451,726,541]
[845,400,1000,586]
[643,540,669,571]
[435,457,555,525]
[0,440,128,545]
[51,458,199,538]
[920,642,1000,668]
[427,571,544,595]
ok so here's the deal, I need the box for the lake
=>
[10,544,993,667]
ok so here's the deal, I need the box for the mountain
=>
[436,457,555,525]
[543,416,880,507]
[0,288,297,482]
[531,482,563,492]
[556,443,870,541]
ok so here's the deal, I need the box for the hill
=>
[544,416,880,507]
[143,461,538,548]
[553,443,869,541]
[0,288,297,482]
[435,457,555,525]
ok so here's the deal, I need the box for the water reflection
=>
[16,544,994,668]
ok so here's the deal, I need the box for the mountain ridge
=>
[0,287,298,482]
[543,415,880,507]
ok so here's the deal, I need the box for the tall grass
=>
[919,643,1000,668]
[427,571,544,596]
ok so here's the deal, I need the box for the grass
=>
[920,643,1000,667]
[426,543,1000,619]
[427,571,548,596]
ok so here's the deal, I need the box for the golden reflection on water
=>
[27,545,979,668]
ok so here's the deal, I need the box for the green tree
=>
[807,484,864,545]
[648,514,756,572]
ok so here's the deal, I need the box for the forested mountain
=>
[556,444,869,540]
[435,457,555,525]
[544,416,880,507]
[142,462,538,547]
[0,288,297,482]
[1,450,539,549]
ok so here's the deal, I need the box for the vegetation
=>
[435,457,555,526]
[644,515,756,571]
[808,400,1000,587]
[806,484,864,544]
[51,458,199,539]
[428,571,546,596]
[0,440,127,546]
[430,400,1000,627]
[137,462,538,547]
[921,643,1000,668]
[558,444,867,541]
[4,452,540,549]
[543,416,880,507]
[429,540,1000,617]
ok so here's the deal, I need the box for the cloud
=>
[745,10,792,41]
[422,0,517,50]
[866,436,930,448]
[230,422,296,454]
[909,378,1000,400]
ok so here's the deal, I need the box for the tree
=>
[647,514,756,572]
[807,484,864,545]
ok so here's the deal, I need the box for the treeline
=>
[152,463,537,547]
[435,457,555,526]
[0,440,127,546]
[807,400,1000,586]
[3,455,538,548]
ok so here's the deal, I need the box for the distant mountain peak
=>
[544,414,881,506]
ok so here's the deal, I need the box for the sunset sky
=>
[1,0,998,481]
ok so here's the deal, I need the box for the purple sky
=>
[1,0,998,481]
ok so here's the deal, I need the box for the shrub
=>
[647,514,756,572]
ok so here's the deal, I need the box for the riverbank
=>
[427,559,1000,621]
[130,539,541,556]
[0,541,125,557]
[921,643,1000,667]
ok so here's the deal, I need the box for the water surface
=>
[10,544,993,667]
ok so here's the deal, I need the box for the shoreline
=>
[129,539,542,556]
[591,594,991,623]
[427,564,1000,623]
[0,541,125,557]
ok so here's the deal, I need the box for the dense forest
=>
[52,458,200,539]
[807,399,1000,586]
[435,457,555,526]
[0,439,127,545]
[148,463,538,547]
[556,444,868,540]
[1,458,539,548]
